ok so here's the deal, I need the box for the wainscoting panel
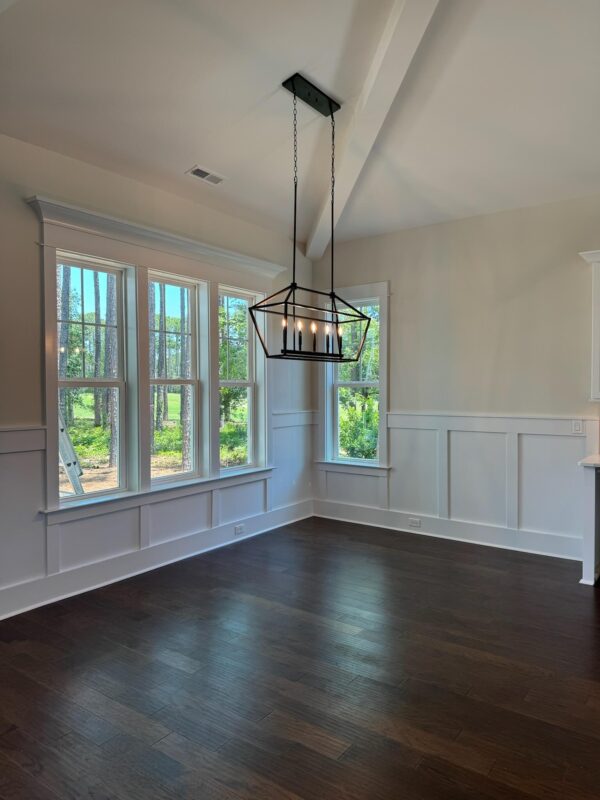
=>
[388,427,438,516]
[270,413,314,508]
[219,480,264,524]
[448,430,507,526]
[327,471,381,508]
[519,433,585,535]
[149,491,212,545]
[0,448,46,589]
[315,412,599,562]
[0,415,314,620]
[60,508,140,571]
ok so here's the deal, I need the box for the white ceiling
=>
[338,0,600,240]
[1,0,600,246]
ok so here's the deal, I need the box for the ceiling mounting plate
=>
[282,73,341,116]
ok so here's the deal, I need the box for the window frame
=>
[53,253,130,503]
[217,286,260,471]
[147,271,202,485]
[322,281,389,467]
[43,238,269,512]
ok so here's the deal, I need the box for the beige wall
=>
[3,127,600,424]
[316,194,600,417]
[0,133,309,426]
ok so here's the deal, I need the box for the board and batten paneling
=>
[0,410,314,619]
[0,433,47,589]
[315,412,598,569]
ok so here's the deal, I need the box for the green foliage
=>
[336,301,380,461]
[219,294,249,380]
[338,387,379,461]
[153,424,183,456]
[337,304,380,382]
[219,385,248,466]
[219,421,248,466]
[69,422,110,466]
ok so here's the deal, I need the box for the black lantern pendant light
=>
[250,73,371,363]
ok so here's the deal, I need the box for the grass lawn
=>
[79,389,182,420]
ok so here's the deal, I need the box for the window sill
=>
[314,459,391,476]
[44,466,274,523]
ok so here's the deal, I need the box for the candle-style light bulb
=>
[310,321,317,352]
[282,317,288,352]
[325,324,330,354]
[337,325,343,355]
[297,320,303,351]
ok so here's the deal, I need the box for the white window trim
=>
[37,199,271,511]
[320,281,389,467]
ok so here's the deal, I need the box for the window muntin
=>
[56,262,125,499]
[52,249,266,506]
[333,301,380,462]
[219,291,254,468]
[149,277,197,481]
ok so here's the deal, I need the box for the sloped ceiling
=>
[1,0,599,247]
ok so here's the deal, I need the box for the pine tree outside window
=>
[148,276,198,481]
[218,290,255,469]
[56,260,125,498]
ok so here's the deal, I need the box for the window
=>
[149,277,198,481]
[334,302,380,461]
[48,242,266,508]
[218,290,254,468]
[56,260,125,498]
[324,282,388,465]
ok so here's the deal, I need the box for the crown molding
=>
[27,195,287,279]
[580,250,600,265]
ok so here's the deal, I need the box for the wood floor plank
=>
[0,517,599,799]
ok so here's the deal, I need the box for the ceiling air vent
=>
[187,165,225,185]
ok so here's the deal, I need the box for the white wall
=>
[314,195,600,562]
[318,193,600,416]
[0,134,314,619]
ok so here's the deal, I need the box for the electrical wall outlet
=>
[408,517,421,529]
[572,419,584,435]
[234,524,245,536]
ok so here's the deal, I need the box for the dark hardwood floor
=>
[1,517,600,799]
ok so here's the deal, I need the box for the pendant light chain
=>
[330,108,335,294]
[292,90,298,288]
[248,72,371,364]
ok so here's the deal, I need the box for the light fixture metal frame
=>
[249,72,372,364]
[250,282,370,363]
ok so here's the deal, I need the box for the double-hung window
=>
[50,244,266,507]
[148,276,198,481]
[56,258,125,498]
[218,289,255,468]
[325,282,388,465]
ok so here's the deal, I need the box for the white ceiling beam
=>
[306,0,440,260]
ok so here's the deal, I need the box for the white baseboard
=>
[0,499,313,621]
[313,499,582,561]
